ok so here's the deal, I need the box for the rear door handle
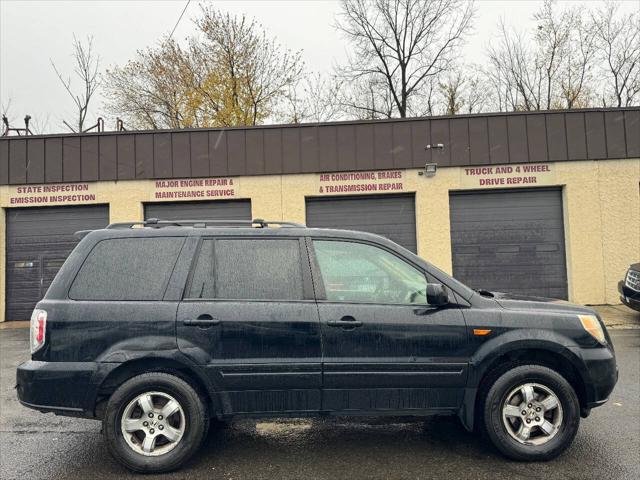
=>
[183,314,220,327]
[327,316,363,328]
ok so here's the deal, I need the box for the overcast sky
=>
[0,0,637,133]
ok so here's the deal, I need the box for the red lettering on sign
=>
[465,163,551,188]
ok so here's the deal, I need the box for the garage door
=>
[6,205,109,320]
[144,200,252,222]
[449,188,567,299]
[306,194,417,252]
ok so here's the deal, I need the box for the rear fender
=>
[90,350,227,418]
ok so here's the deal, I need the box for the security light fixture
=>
[420,163,438,177]
[425,143,445,150]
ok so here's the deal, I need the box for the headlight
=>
[578,314,606,344]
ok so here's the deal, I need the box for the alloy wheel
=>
[501,382,563,446]
[120,391,186,456]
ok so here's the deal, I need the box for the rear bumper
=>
[618,281,640,312]
[16,360,100,418]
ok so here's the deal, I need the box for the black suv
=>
[619,263,640,311]
[16,219,617,473]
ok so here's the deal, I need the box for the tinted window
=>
[188,238,303,300]
[70,237,184,300]
[314,240,428,304]
[187,240,214,299]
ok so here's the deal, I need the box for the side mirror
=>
[426,283,449,306]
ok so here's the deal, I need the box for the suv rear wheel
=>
[483,365,580,461]
[103,372,208,473]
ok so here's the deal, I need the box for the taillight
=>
[30,309,47,354]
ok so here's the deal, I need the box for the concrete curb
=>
[0,320,28,330]
[592,305,640,329]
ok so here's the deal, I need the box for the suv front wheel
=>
[103,372,208,473]
[483,365,580,461]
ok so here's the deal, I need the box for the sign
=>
[8,183,97,205]
[151,178,237,201]
[460,163,555,188]
[318,170,405,194]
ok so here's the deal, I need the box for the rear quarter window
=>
[69,237,184,301]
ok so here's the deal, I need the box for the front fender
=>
[467,329,585,387]
[459,329,588,432]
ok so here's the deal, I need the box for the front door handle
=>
[327,316,363,328]
[183,314,220,327]
[413,306,439,316]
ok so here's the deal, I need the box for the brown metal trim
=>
[625,110,640,157]
[565,112,587,161]
[0,108,637,186]
[26,138,45,184]
[604,110,626,158]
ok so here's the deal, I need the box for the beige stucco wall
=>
[1,158,638,321]
[0,207,5,322]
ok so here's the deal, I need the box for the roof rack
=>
[105,218,306,229]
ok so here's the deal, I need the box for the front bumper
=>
[16,360,99,418]
[618,281,640,312]
[569,344,618,409]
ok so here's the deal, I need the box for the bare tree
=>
[283,72,344,124]
[556,10,596,108]
[485,0,597,111]
[28,113,51,135]
[486,21,542,111]
[1,98,12,120]
[591,1,640,107]
[486,14,568,111]
[339,75,397,119]
[463,70,493,114]
[436,66,491,115]
[51,35,101,132]
[439,71,465,115]
[533,0,570,110]
[336,0,474,118]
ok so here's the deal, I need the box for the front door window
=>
[313,240,428,305]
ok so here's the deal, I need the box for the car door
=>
[309,238,469,413]
[176,236,322,415]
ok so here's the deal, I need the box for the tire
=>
[103,372,208,473]
[483,364,580,461]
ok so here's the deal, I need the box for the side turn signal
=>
[473,329,492,336]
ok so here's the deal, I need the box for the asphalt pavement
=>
[1,327,638,480]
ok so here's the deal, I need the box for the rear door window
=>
[69,237,184,300]
[186,238,304,301]
[186,239,215,299]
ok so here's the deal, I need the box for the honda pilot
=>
[16,219,618,473]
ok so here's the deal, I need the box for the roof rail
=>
[105,218,306,229]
